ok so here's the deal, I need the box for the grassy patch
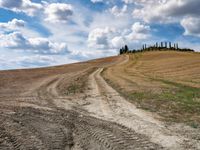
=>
[128,80,200,125]
[104,74,200,126]
[66,83,84,94]
[60,78,85,95]
[156,79,200,112]
[61,68,97,95]
[188,122,199,128]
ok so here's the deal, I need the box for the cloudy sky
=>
[0,0,200,70]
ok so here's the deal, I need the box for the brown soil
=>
[0,53,200,150]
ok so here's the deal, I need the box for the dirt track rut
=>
[0,55,199,150]
[82,68,183,149]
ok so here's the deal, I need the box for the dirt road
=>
[0,55,199,150]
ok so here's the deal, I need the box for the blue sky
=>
[0,0,200,70]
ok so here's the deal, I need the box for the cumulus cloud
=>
[181,17,200,37]
[0,0,42,16]
[123,0,158,4]
[0,0,23,8]
[17,55,56,67]
[44,3,73,23]
[1,0,199,70]
[131,22,150,34]
[0,19,25,32]
[0,32,28,49]
[91,0,104,3]
[87,22,150,50]
[110,22,151,49]
[131,0,200,38]
[111,36,126,48]
[133,0,200,23]
[126,22,150,40]
[122,0,134,4]
[88,27,116,49]
[0,55,56,69]
[159,0,200,17]
[110,5,127,17]
[0,32,69,54]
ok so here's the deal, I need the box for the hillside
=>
[103,51,200,125]
[0,52,200,149]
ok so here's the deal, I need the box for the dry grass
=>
[103,51,200,126]
[0,56,120,103]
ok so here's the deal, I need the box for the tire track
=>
[82,66,187,149]
[1,106,161,150]
[1,54,198,149]
[0,116,47,150]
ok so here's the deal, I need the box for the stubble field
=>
[0,51,200,150]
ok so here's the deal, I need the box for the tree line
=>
[119,42,195,55]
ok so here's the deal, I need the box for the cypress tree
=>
[119,49,123,55]
[124,45,129,53]
[161,42,163,48]
[165,42,167,48]
[169,42,172,49]
[174,43,176,50]
[176,43,179,50]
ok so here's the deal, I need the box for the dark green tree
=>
[119,48,123,55]
[169,42,172,49]
[161,42,163,48]
[124,45,129,53]
[176,43,179,50]
[156,42,158,48]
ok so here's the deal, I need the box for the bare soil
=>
[0,53,200,150]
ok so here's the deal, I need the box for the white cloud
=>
[181,17,200,37]
[91,0,104,3]
[123,0,158,4]
[0,54,57,69]
[44,3,73,23]
[0,0,42,16]
[87,22,150,50]
[132,0,200,23]
[126,22,150,40]
[111,36,126,48]
[110,22,151,49]
[131,22,150,34]
[130,0,200,38]
[16,55,56,67]
[0,32,28,49]
[40,1,134,55]
[0,1,154,68]
[0,32,69,54]
[0,19,25,32]
[122,0,134,4]
[0,0,23,8]
[28,38,69,54]
[87,27,116,49]
[110,5,127,17]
